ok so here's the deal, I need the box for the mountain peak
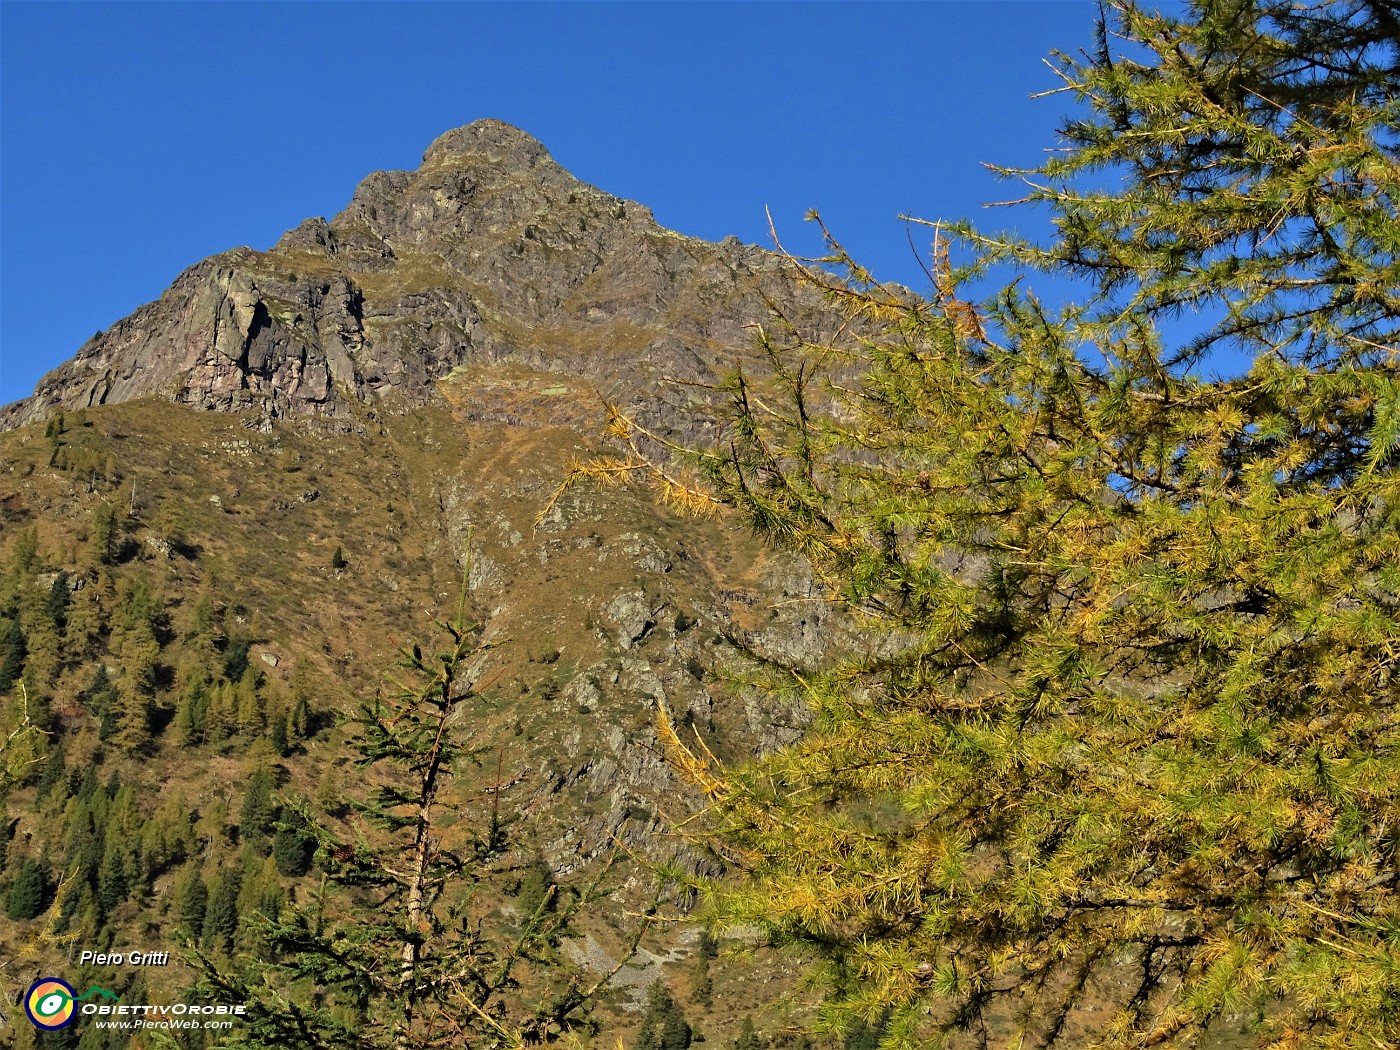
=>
[421,120,552,171]
[0,121,804,436]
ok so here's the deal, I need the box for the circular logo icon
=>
[25,978,77,1030]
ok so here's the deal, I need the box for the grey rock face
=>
[601,590,658,650]
[5,253,369,430]
[2,119,827,437]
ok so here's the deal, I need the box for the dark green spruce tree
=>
[5,856,50,921]
[636,981,693,1050]
[270,806,314,877]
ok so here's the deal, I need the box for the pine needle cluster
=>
[639,3,1398,1047]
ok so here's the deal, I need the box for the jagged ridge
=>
[2,120,813,437]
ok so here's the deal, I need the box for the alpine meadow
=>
[2,2,1398,1050]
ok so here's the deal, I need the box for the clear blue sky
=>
[1,1,1098,408]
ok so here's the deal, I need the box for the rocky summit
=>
[2,119,830,439]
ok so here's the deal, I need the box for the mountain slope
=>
[0,121,853,1048]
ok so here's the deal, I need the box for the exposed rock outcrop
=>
[3,120,828,438]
